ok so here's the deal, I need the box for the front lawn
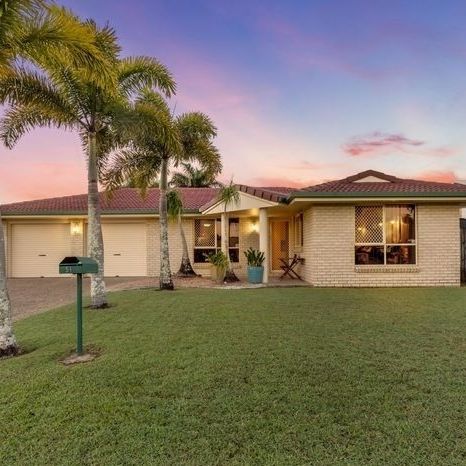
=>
[1,287,465,465]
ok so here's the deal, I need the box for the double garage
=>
[7,222,148,278]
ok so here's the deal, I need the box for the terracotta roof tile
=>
[297,170,466,195]
[1,188,220,216]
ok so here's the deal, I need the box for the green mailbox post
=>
[59,257,98,355]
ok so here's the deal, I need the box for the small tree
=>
[104,93,221,290]
[170,162,221,187]
[218,180,240,282]
[167,190,197,277]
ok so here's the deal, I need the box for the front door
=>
[271,220,289,271]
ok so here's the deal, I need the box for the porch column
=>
[221,213,228,256]
[259,208,269,283]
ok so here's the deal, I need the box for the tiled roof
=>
[199,185,293,212]
[0,188,220,216]
[237,185,292,202]
[293,170,466,197]
[3,170,465,216]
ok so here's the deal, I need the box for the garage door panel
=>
[11,224,71,277]
[102,223,147,276]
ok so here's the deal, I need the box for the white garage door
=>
[102,223,147,276]
[11,223,72,277]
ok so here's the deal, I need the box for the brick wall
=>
[146,217,259,279]
[301,203,461,287]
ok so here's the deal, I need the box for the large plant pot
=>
[247,266,264,284]
[211,265,226,283]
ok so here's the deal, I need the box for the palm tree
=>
[167,189,197,277]
[0,218,17,357]
[104,91,222,290]
[0,0,111,80]
[218,181,240,282]
[0,0,115,357]
[0,0,113,355]
[170,162,221,187]
[0,24,176,307]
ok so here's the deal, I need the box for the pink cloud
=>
[343,132,424,157]
[416,170,459,183]
[342,132,456,159]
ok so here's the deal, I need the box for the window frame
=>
[294,212,304,248]
[193,217,240,263]
[228,218,240,263]
[193,218,221,263]
[354,205,417,266]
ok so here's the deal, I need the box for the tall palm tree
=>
[104,91,221,290]
[0,219,16,357]
[167,189,197,277]
[0,0,111,80]
[218,181,240,282]
[0,0,112,355]
[0,24,176,307]
[170,162,221,187]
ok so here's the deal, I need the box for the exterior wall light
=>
[70,221,83,236]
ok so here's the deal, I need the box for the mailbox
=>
[59,256,98,356]
[59,256,98,275]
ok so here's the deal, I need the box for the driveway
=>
[8,277,155,321]
[8,276,215,321]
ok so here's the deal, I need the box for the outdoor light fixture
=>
[251,221,259,233]
[70,221,83,236]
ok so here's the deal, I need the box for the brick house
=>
[2,170,466,286]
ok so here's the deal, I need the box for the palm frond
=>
[0,102,75,148]
[6,4,117,85]
[103,147,162,197]
[218,180,240,208]
[167,189,183,220]
[118,56,176,97]
[0,67,76,116]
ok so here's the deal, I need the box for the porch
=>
[198,188,306,284]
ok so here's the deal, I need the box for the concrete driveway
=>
[8,276,216,321]
[8,277,155,321]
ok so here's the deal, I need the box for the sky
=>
[2,0,466,202]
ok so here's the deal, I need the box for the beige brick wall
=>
[146,216,259,278]
[301,203,461,287]
[237,217,259,278]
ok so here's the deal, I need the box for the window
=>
[193,218,240,263]
[294,213,304,248]
[229,218,240,262]
[194,218,221,262]
[355,205,416,265]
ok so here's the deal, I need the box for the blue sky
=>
[2,0,466,201]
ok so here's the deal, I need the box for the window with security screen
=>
[193,218,240,263]
[355,205,416,265]
[194,218,221,263]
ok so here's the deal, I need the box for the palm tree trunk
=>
[87,131,107,307]
[159,156,174,290]
[223,207,239,282]
[0,211,18,357]
[177,214,196,277]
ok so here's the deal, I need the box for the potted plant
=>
[244,247,265,284]
[205,251,228,283]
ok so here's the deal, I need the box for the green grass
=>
[1,288,466,465]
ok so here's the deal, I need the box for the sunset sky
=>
[2,0,466,202]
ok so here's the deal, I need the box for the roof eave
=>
[1,208,201,217]
[288,191,466,202]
